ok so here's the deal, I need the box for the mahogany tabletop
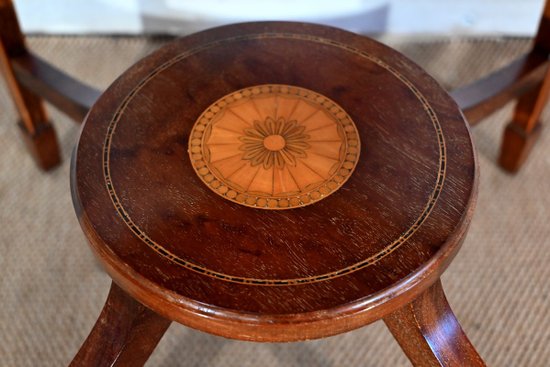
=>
[71,21,477,341]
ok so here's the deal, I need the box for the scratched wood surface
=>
[72,22,477,342]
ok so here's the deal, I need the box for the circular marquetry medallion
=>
[189,85,360,209]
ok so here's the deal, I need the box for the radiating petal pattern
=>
[238,116,310,170]
[189,85,360,210]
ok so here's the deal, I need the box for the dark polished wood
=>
[71,21,483,366]
[451,52,548,125]
[496,1,550,172]
[385,280,486,367]
[12,52,101,122]
[0,0,60,170]
[70,282,171,367]
[16,120,60,169]
[1,0,548,172]
[0,0,100,170]
[0,0,25,56]
[534,0,550,54]
[499,73,550,172]
[451,0,550,172]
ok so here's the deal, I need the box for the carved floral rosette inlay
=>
[240,117,310,170]
[188,84,360,209]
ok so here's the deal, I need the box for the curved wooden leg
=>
[70,282,171,367]
[384,280,486,367]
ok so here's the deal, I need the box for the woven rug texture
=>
[0,35,549,366]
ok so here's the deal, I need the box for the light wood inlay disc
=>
[189,84,360,209]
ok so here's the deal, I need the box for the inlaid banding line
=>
[102,32,447,286]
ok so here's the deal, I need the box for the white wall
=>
[14,0,546,36]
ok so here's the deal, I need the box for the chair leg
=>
[0,0,60,170]
[384,280,486,367]
[69,282,171,367]
[498,68,548,172]
[498,0,550,173]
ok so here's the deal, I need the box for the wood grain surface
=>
[70,282,171,366]
[72,22,478,342]
[385,280,486,366]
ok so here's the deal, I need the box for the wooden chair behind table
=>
[1,0,547,173]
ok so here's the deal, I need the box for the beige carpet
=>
[0,35,549,366]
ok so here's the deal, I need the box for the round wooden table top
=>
[72,22,478,341]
